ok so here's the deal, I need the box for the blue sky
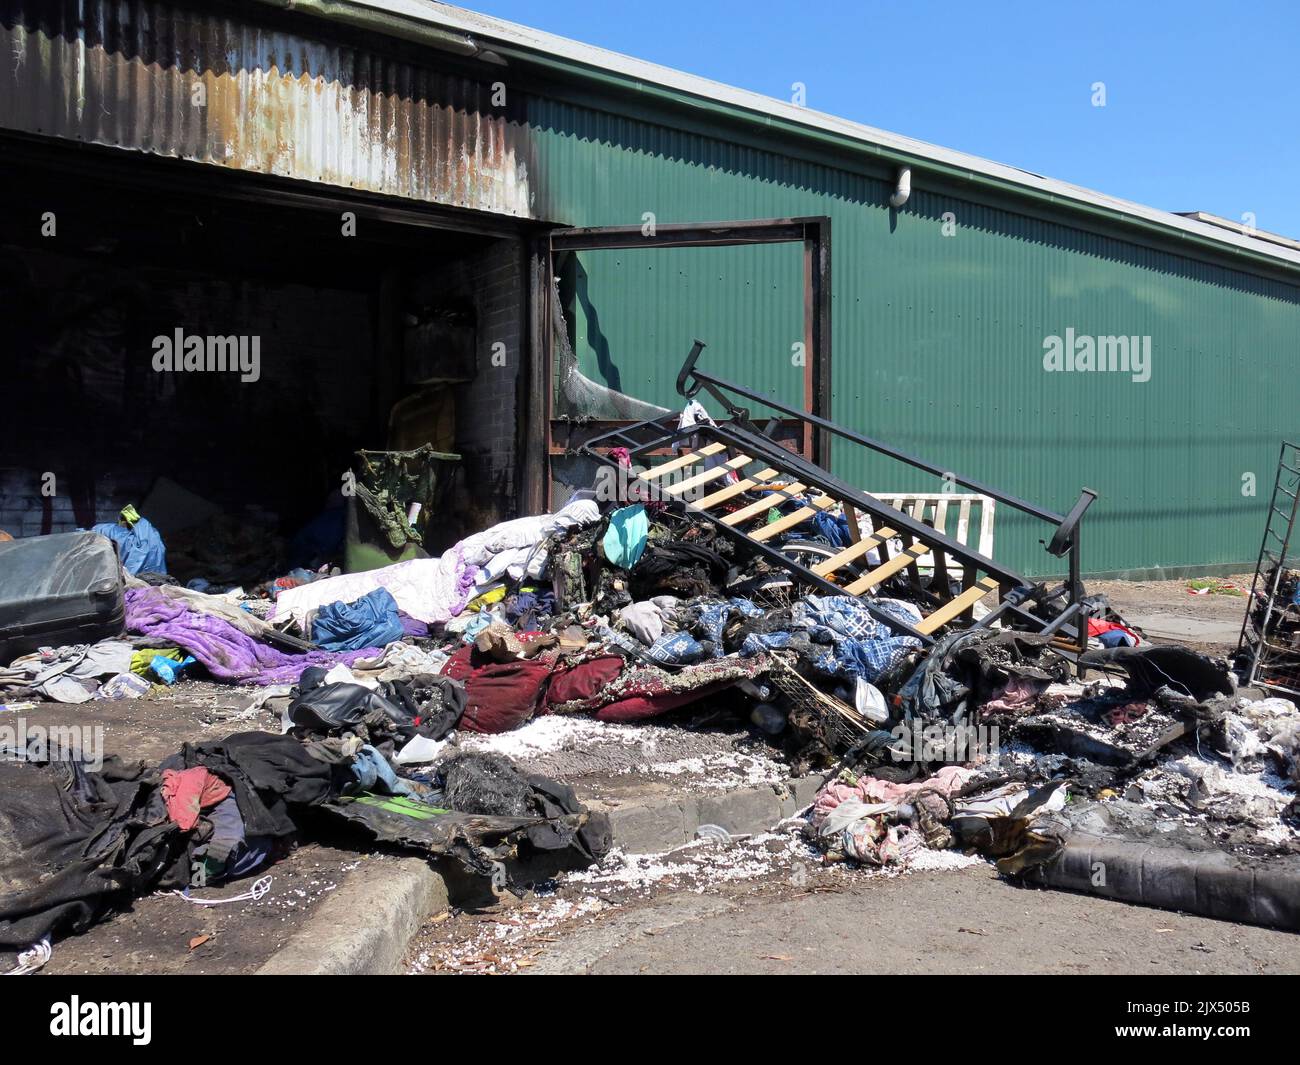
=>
[469,0,1300,238]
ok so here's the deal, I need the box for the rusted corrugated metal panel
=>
[0,0,534,216]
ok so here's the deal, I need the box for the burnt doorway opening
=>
[0,139,535,587]
[530,217,832,511]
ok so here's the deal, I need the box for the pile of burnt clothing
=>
[794,637,1081,871]
[285,664,467,753]
[0,724,609,951]
[1003,645,1237,772]
[0,730,334,950]
[993,649,1298,854]
[381,500,932,744]
[763,629,1073,776]
[881,641,1239,790]
[805,758,1077,871]
[326,751,611,882]
[801,637,1300,893]
[807,764,986,866]
[895,629,1073,726]
[1022,670,1300,855]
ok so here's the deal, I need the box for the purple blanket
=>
[125,587,379,686]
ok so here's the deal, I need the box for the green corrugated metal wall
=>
[527,97,1300,578]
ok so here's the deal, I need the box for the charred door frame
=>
[523,217,832,513]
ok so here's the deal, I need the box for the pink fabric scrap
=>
[811,765,977,829]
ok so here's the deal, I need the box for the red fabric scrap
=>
[442,645,555,734]
[161,767,232,831]
[594,681,739,723]
[1087,619,1142,644]
[544,656,625,707]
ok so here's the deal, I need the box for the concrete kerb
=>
[590,772,831,854]
[256,772,831,974]
[256,854,451,975]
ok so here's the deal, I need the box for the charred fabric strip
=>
[0,745,183,951]
[1078,644,1235,702]
[325,752,611,885]
[895,629,1072,726]
[1002,800,1300,930]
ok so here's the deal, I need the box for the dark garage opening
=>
[0,144,528,586]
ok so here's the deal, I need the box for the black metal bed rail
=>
[675,341,1095,640]
[585,422,1060,646]
[705,418,1023,587]
[676,340,1095,542]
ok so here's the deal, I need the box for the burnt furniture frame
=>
[582,342,1097,650]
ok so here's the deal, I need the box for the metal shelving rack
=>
[1239,440,1300,696]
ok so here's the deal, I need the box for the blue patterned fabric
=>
[791,595,922,682]
[662,593,920,679]
[693,597,764,647]
[646,630,708,665]
[740,631,794,656]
